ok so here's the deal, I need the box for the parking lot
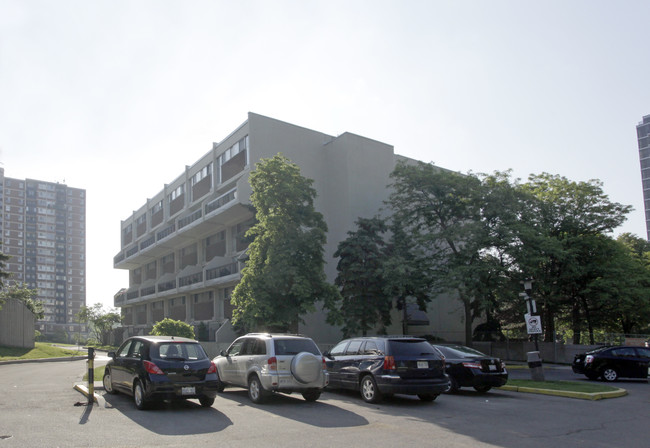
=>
[0,359,648,448]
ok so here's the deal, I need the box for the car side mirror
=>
[107,351,116,359]
[323,352,333,360]
[220,350,227,357]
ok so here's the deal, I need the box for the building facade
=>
[637,115,650,240]
[0,168,86,339]
[113,113,465,346]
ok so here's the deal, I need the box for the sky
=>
[1,0,650,310]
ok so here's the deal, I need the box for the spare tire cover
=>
[290,352,322,384]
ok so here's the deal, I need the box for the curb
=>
[0,356,88,365]
[499,384,627,400]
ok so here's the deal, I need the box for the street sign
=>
[524,313,543,334]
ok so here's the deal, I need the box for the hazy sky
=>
[2,0,649,310]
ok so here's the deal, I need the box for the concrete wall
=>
[0,298,35,349]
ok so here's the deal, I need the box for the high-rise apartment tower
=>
[637,115,650,240]
[0,168,86,339]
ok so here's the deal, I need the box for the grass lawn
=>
[505,378,619,393]
[0,342,85,361]
[83,365,105,382]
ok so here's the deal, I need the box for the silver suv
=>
[213,333,329,403]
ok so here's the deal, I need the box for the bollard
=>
[527,351,545,381]
[87,347,95,404]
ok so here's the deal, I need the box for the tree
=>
[0,247,10,311]
[332,217,391,337]
[387,161,492,343]
[231,154,340,333]
[150,318,195,339]
[515,173,632,343]
[0,284,44,319]
[75,303,121,346]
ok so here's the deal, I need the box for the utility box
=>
[527,351,545,381]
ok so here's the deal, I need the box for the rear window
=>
[153,342,208,361]
[387,340,440,357]
[435,345,487,358]
[274,338,320,356]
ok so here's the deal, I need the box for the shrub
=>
[150,318,195,339]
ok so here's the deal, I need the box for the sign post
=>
[521,280,544,381]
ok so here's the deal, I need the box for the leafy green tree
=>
[231,154,340,333]
[332,216,391,337]
[0,247,10,311]
[75,303,122,345]
[387,161,496,343]
[516,173,632,343]
[150,318,195,339]
[0,283,44,319]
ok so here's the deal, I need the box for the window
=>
[346,340,363,355]
[190,164,212,187]
[169,184,185,202]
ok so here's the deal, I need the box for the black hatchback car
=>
[431,344,508,393]
[103,335,220,410]
[324,336,449,403]
[572,345,650,382]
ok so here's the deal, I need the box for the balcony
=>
[114,260,241,307]
[114,188,248,269]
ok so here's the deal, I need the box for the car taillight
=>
[268,356,277,371]
[585,355,594,364]
[207,361,217,374]
[143,360,165,375]
[383,356,396,371]
[322,356,327,370]
[462,362,482,369]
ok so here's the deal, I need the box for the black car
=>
[431,344,508,393]
[103,335,220,410]
[324,336,449,403]
[572,345,650,382]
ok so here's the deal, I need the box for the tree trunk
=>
[462,295,473,346]
[571,301,581,345]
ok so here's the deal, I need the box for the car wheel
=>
[601,367,619,382]
[102,369,117,395]
[199,396,215,408]
[473,385,492,393]
[216,380,225,393]
[302,390,321,402]
[133,380,149,410]
[417,394,438,402]
[360,375,382,403]
[446,376,460,394]
[248,375,268,404]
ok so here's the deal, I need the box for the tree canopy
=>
[231,153,340,333]
[150,318,195,339]
[75,303,121,346]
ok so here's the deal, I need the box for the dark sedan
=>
[103,335,220,410]
[431,344,508,393]
[324,336,449,403]
[572,345,650,382]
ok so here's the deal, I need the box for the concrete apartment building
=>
[638,114,650,240]
[0,168,86,339]
[113,113,464,346]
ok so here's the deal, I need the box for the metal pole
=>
[87,347,95,404]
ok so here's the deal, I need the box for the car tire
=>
[601,367,619,382]
[216,380,225,393]
[102,369,117,395]
[291,352,322,384]
[248,375,268,404]
[199,396,215,408]
[473,385,492,393]
[133,380,149,410]
[360,375,382,403]
[446,376,460,394]
[301,390,321,402]
[417,393,438,402]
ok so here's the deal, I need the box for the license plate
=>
[489,365,497,371]
[417,361,428,369]
[181,386,195,395]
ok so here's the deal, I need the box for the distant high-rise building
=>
[0,168,86,339]
[637,115,650,240]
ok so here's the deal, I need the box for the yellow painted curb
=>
[499,384,627,400]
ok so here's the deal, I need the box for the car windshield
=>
[387,340,439,356]
[274,338,320,356]
[154,342,208,361]
[435,345,487,358]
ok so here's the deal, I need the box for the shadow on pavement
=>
[216,389,369,428]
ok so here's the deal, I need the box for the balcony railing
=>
[205,189,236,215]
[206,262,239,281]
[178,209,203,230]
